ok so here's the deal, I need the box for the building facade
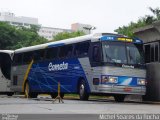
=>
[38,27,72,40]
[71,23,95,34]
[0,12,39,28]
[0,12,93,40]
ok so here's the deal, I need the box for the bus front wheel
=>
[114,94,126,102]
[78,79,89,100]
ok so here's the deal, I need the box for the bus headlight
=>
[101,76,109,84]
[109,76,118,83]
[101,76,118,84]
[137,79,146,85]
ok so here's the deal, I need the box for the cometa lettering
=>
[48,62,68,71]
[122,64,134,69]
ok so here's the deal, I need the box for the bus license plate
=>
[124,87,132,92]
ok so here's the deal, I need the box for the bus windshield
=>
[102,41,144,65]
[126,43,144,65]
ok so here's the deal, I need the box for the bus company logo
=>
[122,64,134,69]
[48,62,68,71]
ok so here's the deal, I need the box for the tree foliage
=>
[0,22,47,50]
[52,31,85,41]
[115,7,160,37]
[0,22,17,49]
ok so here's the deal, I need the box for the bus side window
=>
[59,45,73,58]
[46,47,58,60]
[92,46,100,62]
[13,53,23,65]
[34,50,45,61]
[74,42,90,57]
[23,52,33,64]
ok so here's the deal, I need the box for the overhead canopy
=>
[133,20,160,43]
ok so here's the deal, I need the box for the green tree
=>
[149,7,160,20]
[52,31,85,41]
[11,25,47,49]
[0,22,47,50]
[0,22,19,49]
[115,7,160,37]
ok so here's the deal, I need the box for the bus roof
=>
[14,33,142,53]
[14,34,95,53]
[0,50,14,55]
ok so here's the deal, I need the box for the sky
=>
[0,0,159,33]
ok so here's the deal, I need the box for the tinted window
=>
[59,45,73,58]
[127,43,144,65]
[13,53,23,64]
[92,46,100,62]
[34,50,45,61]
[46,47,58,59]
[74,42,90,57]
[102,42,127,64]
[23,52,33,63]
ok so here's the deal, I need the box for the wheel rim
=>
[25,83,29,98]
[80,84,84,96]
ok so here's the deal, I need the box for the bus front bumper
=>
[97,85,146,95]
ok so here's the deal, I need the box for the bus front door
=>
[0,53,12,92]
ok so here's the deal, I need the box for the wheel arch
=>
[77,77,90,93]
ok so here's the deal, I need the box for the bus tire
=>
[78,79,89,100]
[50,93,64,99]
[114,94,125,102]
[7,92,14,96]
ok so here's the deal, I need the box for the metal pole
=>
[53,82,64,103]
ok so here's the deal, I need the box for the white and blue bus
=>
[11,33,146,102]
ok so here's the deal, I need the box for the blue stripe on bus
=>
[27,58,90,93]
[48,43,65,48]
[101,75,145,86]
[100,36,116,41]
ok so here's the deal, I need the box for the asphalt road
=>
[0,95,159,120]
